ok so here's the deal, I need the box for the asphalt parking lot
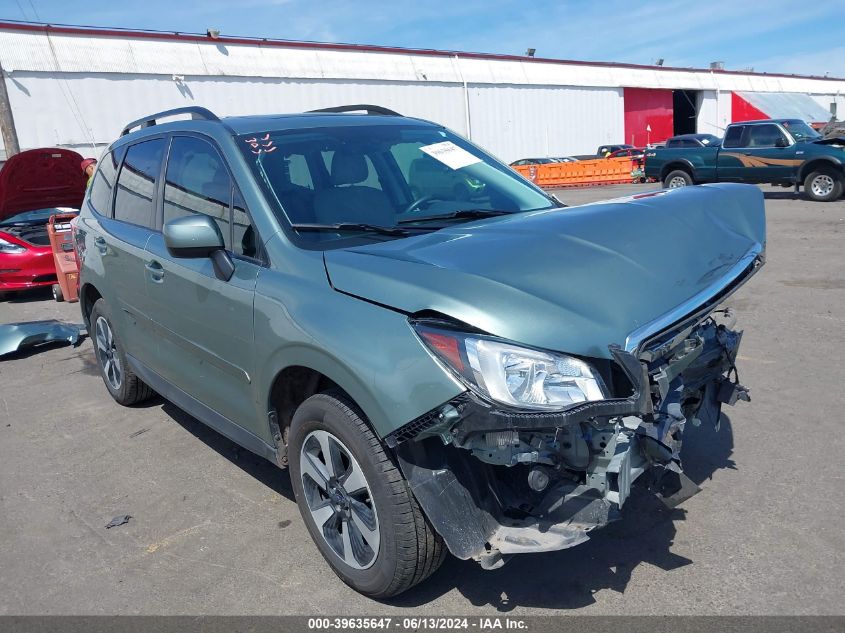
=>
[1,183,843,615]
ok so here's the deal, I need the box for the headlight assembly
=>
[413,323,608,411]
[0,237,26,254]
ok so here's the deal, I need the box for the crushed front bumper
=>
[390,315,748,568]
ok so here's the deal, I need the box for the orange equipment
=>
[46,213,79,302]
[512,156,635,188]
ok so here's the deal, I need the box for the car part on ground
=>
[76,104,766,597]
[0,319,85,357]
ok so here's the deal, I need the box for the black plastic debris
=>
[105,515,132,529]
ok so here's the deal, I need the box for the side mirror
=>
[775,137,789,148]
[163,215,234,281]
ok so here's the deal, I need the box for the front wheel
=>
[804,168,844,202]
[664,169,693,189]
[289,393,446,598]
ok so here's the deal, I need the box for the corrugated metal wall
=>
[2,71,624,160]
[467,84,623,157]
[1,26,844,160]
[3,73,469,152]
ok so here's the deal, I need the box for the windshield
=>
[782,120,821,142]
[0,207,77,226]
[237,124,556,246]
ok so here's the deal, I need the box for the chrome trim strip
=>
[624,243,764,354]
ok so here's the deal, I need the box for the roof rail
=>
[308,104,402,116]
[121,106,220,136]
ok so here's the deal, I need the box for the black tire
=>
[52,283,64,302]
[90,298,155,406]
[804,168,844,202]
[289,393,446,598]
[664,169,693,189]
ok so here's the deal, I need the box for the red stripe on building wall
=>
[731,92,769,122]
[623,88,673,147]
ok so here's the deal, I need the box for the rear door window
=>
[114,138,166,227]
[163,136,232,248]
[722,126,747,149]
[88,149,120,216]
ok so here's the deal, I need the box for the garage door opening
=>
[673,90,699,135]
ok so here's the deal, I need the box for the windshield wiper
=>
[397,209,514,224]
[290,222,416,237]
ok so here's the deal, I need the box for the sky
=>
[4,0,845,78]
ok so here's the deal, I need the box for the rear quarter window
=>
[722,126,747,149]
[88,150,120,216]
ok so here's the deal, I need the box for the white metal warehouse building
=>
[0,20,843,162]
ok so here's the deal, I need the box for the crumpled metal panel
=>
[0,320,84,357]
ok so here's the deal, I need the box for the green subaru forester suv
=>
[76,105,765,598]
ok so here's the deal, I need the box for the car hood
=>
[0,148,86,220]
[814,135,845,145]
[324,183,766,359]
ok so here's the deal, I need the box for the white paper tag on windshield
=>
[419,141,482,170]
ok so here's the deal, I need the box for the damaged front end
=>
[387,306,752,570]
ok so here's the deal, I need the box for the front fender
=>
[252,273,465,439]
[798,156,845,181]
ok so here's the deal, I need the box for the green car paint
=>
[75,106,765,586]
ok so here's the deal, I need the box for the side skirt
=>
[126,353,279,465]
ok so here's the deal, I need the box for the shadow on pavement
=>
[762,190,804,201]
[152,390,734,611]
[0,287,54,303]
[160,400,295,501]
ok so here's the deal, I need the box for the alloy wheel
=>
[811,174,835,198]
[299,429,380,570]
[668,176,688,188]
[95,316,122,390]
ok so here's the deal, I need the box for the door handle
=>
[144,260,165,283]
[94,236,107,254]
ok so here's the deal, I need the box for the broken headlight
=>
[414,323,608,411]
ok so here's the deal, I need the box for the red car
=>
[607,147,645,160]
[0,148,87,297]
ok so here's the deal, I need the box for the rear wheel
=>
[52,284,64,302]
[289,393,446,598]
[90,298,155,406]
[664,169,693,189]
[804,168,843,202]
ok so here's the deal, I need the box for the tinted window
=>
[163,136,232,248]
[722,126,746,148]
[114,139,166,227]
[748,124,786,148]
[88,150,120,216]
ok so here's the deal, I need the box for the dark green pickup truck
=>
[645,119,845,201]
